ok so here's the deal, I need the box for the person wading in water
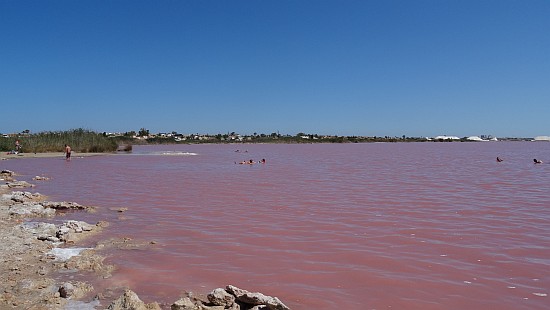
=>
[65,144,71,161]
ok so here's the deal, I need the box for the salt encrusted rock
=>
[1,169,15,181]
[226,303,241,310]
[107,289,161,310]
[203,306,225,310]
[56,220,95,242]
[59,282,75,298]
[171,297,199,310]
[32,176,50,181]
[0,191,42,205]
[21,220,96,244]
[66,220,93,232]
[1,169,15,176]
[24,222,56,233]
[6,181,34,188]
[57,281,290,310]
[57,281,93,300]
[225,286,248,299]
[2,191,92,218]
[107,289,146,310]
[40,201,88,210]
[9,203,56,217]
[29,222,59,242]
[226,285,290,310]
[170,286,289,310]
[208,288,236,307]
[2,191,43,203]
[0,172,14,182]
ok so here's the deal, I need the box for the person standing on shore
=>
[65,144,71,161]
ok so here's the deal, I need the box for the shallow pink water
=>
[4,142,550,309]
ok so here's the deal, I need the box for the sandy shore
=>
[1,152,110,160]
[0,167,291,310]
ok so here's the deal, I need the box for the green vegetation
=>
[1,129,118,153]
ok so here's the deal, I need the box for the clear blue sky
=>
[1,0,549,137]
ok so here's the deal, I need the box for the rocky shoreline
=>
[1,169,290,310]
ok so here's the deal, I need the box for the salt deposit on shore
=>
[0,168,290,310]
[0,169,103,309]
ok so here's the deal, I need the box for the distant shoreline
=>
[3,139,547,162]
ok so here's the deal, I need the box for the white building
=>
[467,136,485,141]
[433,135,460,140]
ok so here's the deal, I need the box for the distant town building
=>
[433,135,460,140]
[467,136,485,141]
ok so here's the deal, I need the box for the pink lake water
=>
[4,142,550,309]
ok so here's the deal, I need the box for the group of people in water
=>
[237,158,266,165]
[234,149,267,165]
[496,157,543,164]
